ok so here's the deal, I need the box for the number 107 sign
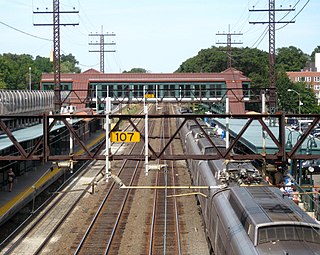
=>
[110,132,140,142]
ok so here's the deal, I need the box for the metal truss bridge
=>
[0,113,319,163]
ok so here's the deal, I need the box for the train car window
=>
[276,226,285,240]
[258,225,320,244]
[258,228,268,243]
[314,228,320,243]
[302,227,313,242]
[286,226,295,240]
[267,228,276,241]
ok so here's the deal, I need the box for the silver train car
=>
[178,115,320,255]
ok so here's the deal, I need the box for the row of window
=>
[89,83,230,98]
[295,76,320,82]
[42,82,252,100]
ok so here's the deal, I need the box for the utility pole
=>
[89,26,116,73]
[249,1,295,114]
[34,0,79,112]
[216,24,242,68]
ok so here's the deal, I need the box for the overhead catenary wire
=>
[276,0,310,31]
[0,19,52,42]
[277,0,301,22]
[251,25,269,48]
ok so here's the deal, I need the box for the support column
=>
[144,86,149,175]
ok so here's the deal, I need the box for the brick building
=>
[287,53,320,105]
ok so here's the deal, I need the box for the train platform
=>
[0,130,105,226]
[0,162,59,225]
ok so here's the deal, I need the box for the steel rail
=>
[74,149,135,253]
[2,159,97,255]
[147,103,182,254]
[148,115,163,255]
[104,119,157,254]
[74,105,155,254]
[1,107,145,254]
[148,165,159,255]
[73,130,141,254]
[32,164,102,254]
[148,104,169,254]
[169,104,182,255]
[163,124,168,255]
[104,108,158,253]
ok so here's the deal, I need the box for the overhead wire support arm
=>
[33,23,79,26]
[89,33,116,37]
[249,8,295,12]
[89,43,116,46]
[33,9,79,26]
[33,10,79,14]
[249,21,295,24]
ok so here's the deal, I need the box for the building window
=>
[314,85,320,90]
[295,77,301,82]
[314,77,320,82]
[303,77,312,82]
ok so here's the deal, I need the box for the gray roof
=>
[213,118,320,154]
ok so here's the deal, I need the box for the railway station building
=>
[40,68,251,114]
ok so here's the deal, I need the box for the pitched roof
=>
[82,69,101,74]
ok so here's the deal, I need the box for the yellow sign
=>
[144,94,155,98]
[110,132,140,142]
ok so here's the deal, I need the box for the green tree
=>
[61,54,81,73]
[175,45,320,113]
[176,46,269,88]
[277,72,320,114]
[310,46,320,62]
[0,53,34,90]
[276,46,309,72]
[233,47,269,88]
[34,56,52,73]
[276,71,296,112]
[0,53,81,90]
[176,46,227,73]
[123,68,148,73]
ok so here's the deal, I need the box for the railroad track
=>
[1,158,105,255]
[1,103,201,254]
[74,105,158,254]
[147,104,182,254]
[0,106,147,255]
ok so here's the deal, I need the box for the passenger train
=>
[177,112,320,255]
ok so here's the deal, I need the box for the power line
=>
[251,25,268,48]
[0,19,52,41]
[277,0,301,22]
[277,0,310,31]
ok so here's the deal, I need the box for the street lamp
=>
[29,67,32,90]
[306,137,317,155]
[287,89,302,131]
[285,129,293,150]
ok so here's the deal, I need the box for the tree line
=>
[175,45,320,114]
[0,53,80,90]
[1,45,320,113]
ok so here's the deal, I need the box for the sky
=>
[0,0,319,73]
